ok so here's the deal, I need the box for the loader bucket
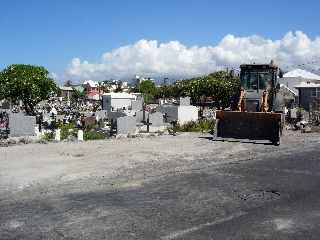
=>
[215,111,283,145]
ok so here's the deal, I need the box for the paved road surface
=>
[1,136,320,239]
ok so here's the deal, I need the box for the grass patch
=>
[172,119,215,132]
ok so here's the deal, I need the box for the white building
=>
[102,92,137,112]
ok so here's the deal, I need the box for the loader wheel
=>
[272,122,281,146]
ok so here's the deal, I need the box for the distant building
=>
[59,86,74,101]
[83,80,100,100]
[295,80,320,111]
[279,69,320,111]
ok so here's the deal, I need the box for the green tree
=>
[154,71,240,108]
[0,64,58,115]
[138,80,157,103]
[178,71,240,107]
[71,87,86,102]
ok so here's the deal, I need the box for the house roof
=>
[283,69,320,80]
[83,80,99,87]
[280,84,297,96]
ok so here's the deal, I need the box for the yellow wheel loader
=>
[215,61,284,145]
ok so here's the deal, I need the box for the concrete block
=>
[117,116,136,135]
[135,110,147,123]
[149,112,164,127]
[178,106,199,124]
[157,104,179,123]
[9,113,36,137]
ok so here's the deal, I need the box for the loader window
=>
[258,72,273,90]
[241,72,258,90]
[241,71,273,90]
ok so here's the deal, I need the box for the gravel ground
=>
[0,131,319,239]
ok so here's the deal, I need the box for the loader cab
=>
[240,63,279,112]
[240,64,278,92]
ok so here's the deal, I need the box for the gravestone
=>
[101,95,111,111]
[135,110,147,123]
[290,108,298,119]
[149,112,164,127]
[117,116,136,135]
[55,129,61,141]
[108,111,127,121]
[78,130,84,141]
[9,113,37,137]
[95,110,108,120]
[84,116,96,128]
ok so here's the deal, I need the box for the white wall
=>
[178,106,199,124]
[111,98,133,111]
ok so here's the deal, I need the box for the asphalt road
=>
[1,140,320,239]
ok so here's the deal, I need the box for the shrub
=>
[172,119,215,133]
[84,130,106,141]
[42,132,54,141]
[60,123,77,140]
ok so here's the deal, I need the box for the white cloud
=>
[49,72,59,80]
[65,31,320,81]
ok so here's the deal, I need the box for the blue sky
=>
[1,0,320,82]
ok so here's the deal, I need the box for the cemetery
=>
[0,93,203,145]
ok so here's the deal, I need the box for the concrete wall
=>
[9,113,36,137]
[158,104,198,124]
[102,95,136,111]
[178,106,198,124]
[111,98,133,111]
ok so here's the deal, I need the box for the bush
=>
[60,123,77,140]
[84,130,106,141]
[42,132,54,141]
[172,119,215,133]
